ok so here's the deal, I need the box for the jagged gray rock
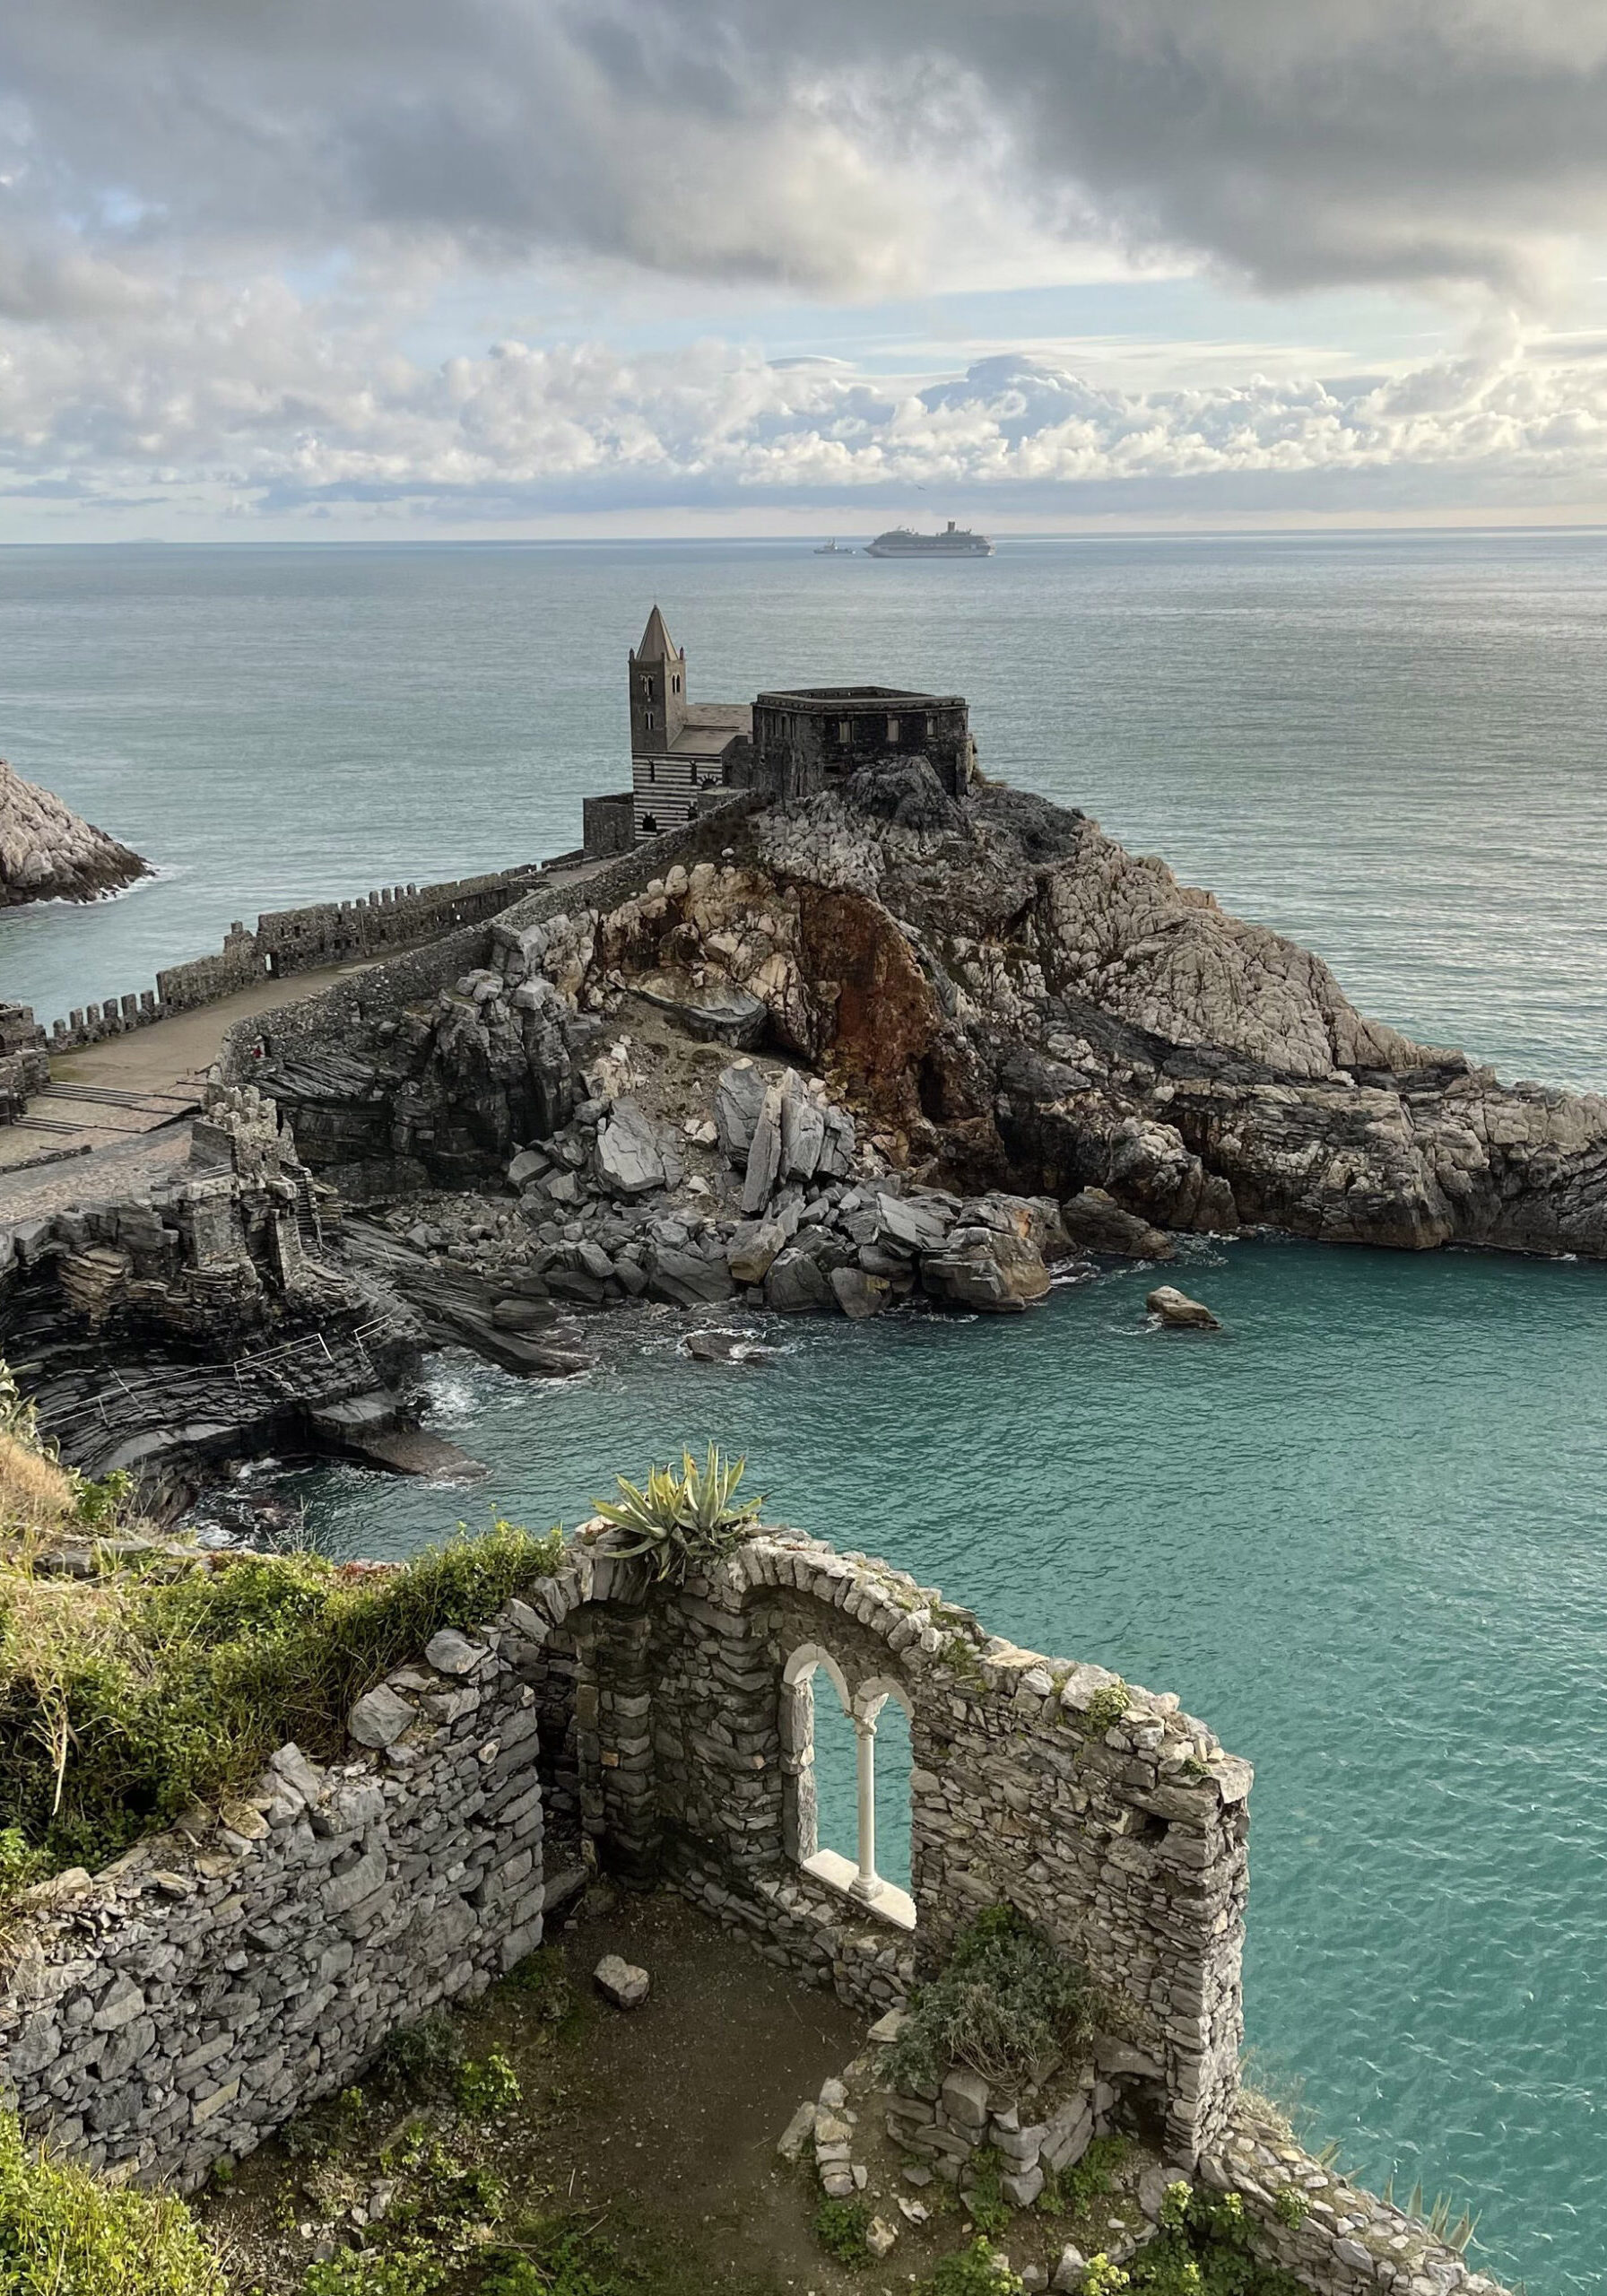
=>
[0,758,149,908]
[594,1099,666,1196]
[715,1059,769,1161]
[1061,1188,1174,1260]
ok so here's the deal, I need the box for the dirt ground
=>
[201,1887,875,2296]
[199,1886,1157,2296]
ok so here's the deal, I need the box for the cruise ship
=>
[865,519,994,558]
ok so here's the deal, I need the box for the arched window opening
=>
[781,1647,915,1930]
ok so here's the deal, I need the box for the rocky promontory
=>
[0,757,149,907]
[243,756,1607,1278]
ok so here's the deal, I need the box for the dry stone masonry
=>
[0,1524,1516,2294]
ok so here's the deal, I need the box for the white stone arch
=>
[778,1643,915,1931]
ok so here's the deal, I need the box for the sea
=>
[4,530,1607,2289]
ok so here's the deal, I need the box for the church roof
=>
[632,604,681,662]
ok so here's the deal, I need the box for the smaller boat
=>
[813,538,856,555]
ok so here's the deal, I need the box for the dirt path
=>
[0,958,382,1184]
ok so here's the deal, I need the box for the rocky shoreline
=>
[0,755,150,908]
[10,753,1607,1512]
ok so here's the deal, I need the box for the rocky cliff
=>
[245,761,1607,1267]
[0,757,149,907]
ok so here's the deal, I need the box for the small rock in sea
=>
[593,1953,650,2011]
[1146,1284,1220,1331]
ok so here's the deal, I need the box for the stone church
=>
[581,606,975,857]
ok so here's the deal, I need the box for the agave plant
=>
[592,1444,764,1583]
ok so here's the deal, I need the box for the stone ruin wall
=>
[0,1530,1510,2295]
[215,796,761,1094]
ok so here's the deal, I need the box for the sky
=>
[9,1,1607,538]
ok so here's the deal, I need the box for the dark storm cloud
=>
[4,0,1607,296]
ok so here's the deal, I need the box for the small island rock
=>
[1146,1284,1220,1330]
[0,758,149,908]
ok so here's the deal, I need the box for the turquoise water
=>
[6,536,1607,2285]
[275,1235,1607,2293]
[6,532,1607,1091]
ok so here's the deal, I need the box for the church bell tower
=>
[629,604,687,758]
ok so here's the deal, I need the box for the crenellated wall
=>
[34,865,548,1054]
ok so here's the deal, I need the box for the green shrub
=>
[1081,1683,1131,1735]
[1271,2185,1309,2229]
[377,2017,465,2096]
[456,2051,522,2118]
[812,2194,873,2263]
[0,2109,223,2296]
[1041,2135,1130,2221]
[592,1446,762,1584]
[501,1946,578,2031]
[922,2239,1024,2296]
[1121,2183,1307,2296]
[0,1522,563,1887]
[882,1905,1090,2092]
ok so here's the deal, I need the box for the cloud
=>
[8,294,1607,521]
[7,0,1607,302]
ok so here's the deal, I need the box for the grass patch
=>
[882,1905,1090,2093]
[0,2109,223,2296]
[0,1521,563,1891]
[921,2241,1023,2296]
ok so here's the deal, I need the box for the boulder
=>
[922,1230,1050,1313]
[765,1247,833,1312]
[1062,1188,1174,1260]
[726,1216,787,1284]
[830,1266,890,1318]
[714,1060,769,1161]
[742,1083,785,1213]
[507,1146,549,1188]
[877,1192,953,1256]
[779,1077,827,1181]
[630,966,768,1048]
[593,1954,650,2011]
[1146,1284,1220,1330]
[645,1247,735,1309]
[594,1099,667,1196]
[491,1297,559,1331]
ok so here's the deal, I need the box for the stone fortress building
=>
[583,606,976,856]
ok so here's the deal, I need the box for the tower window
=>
[886,716,899,743]
[640,813,658,833]
[645,710,655,730]
[838,720,850,743]
[673,674,681,693]
[640,674,652,696]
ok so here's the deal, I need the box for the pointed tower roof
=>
[633,604,681,661]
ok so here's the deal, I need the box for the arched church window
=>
[780,1646,915,1930]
